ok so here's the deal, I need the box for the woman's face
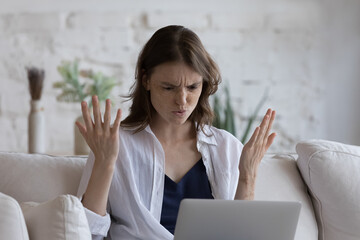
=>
[143,61,203,126]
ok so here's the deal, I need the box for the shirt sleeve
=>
[83,207,111,237]
[77,151,111,237]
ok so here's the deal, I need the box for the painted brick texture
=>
[0,0,359,154]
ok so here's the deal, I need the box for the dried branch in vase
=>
[27,67,45,100]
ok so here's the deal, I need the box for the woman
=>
[76,25,276,239]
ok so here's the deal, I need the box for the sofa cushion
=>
[255,153,318,240]
[20,194,91,240]
[296,139,360,240]
[0,192,29,240]
[0,152,86,203]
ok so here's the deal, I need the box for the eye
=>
[187,84,199,91]
[163,86,174,91]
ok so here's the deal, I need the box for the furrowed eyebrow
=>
[188,81,202,87]
[160,80,202,87]
[160,82,176,87]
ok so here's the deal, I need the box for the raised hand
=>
[239,108,276,179]
[75,95,122,167]
[76,96,122,215]
[235,109,276,200]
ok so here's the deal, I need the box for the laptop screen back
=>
[174,199,301,240]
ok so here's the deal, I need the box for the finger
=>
[264,110,276,142]
[81,101,93,133]
[75,121,87,137]
[111,109,122,134]
[92,95,102,132]
[259,109,271,129]
[103,99,111,131]
[258,109,271,140]
[265,132,277,150]
[247,126,260,146]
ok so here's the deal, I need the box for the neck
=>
[150,119,196,145]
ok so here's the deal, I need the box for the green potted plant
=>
[54,60,118,106]
[213,84,236,136]
[212,84,268,143]
[53,60,120,154]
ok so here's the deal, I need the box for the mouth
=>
[172,110,187,117]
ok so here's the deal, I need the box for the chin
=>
[171,117,189,125]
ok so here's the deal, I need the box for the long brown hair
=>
[121,25,221,133]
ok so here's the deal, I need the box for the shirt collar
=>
[144,125,153,134]
[196,124,218,146]
[127,124,218,146]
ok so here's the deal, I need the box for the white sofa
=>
[0,139,359,240]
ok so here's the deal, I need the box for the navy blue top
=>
[160,159,214,234]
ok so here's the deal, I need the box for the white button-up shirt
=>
[77,124,243,239]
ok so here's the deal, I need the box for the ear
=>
[142,72,150,91]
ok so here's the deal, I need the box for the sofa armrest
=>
[0,152,86,203]
[255,153,318,240]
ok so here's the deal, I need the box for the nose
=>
[175,88,187,106]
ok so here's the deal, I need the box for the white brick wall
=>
[147,12,209,30]
[0,0,359,154]
[0,16,6,31]
[211,12,264,30]
[67,12,129,29]
[198,30,244,49]
[8,13,64,31]
[266,2,322,32]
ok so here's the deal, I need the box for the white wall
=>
[0,0,359,154]
[323,0,360,146]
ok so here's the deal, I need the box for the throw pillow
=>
[0,192,29,240]
[20,194,91,240]
[296,139,360,240]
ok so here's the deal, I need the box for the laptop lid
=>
[174,199,301,240]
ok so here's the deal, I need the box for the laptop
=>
[174,199,301,240]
